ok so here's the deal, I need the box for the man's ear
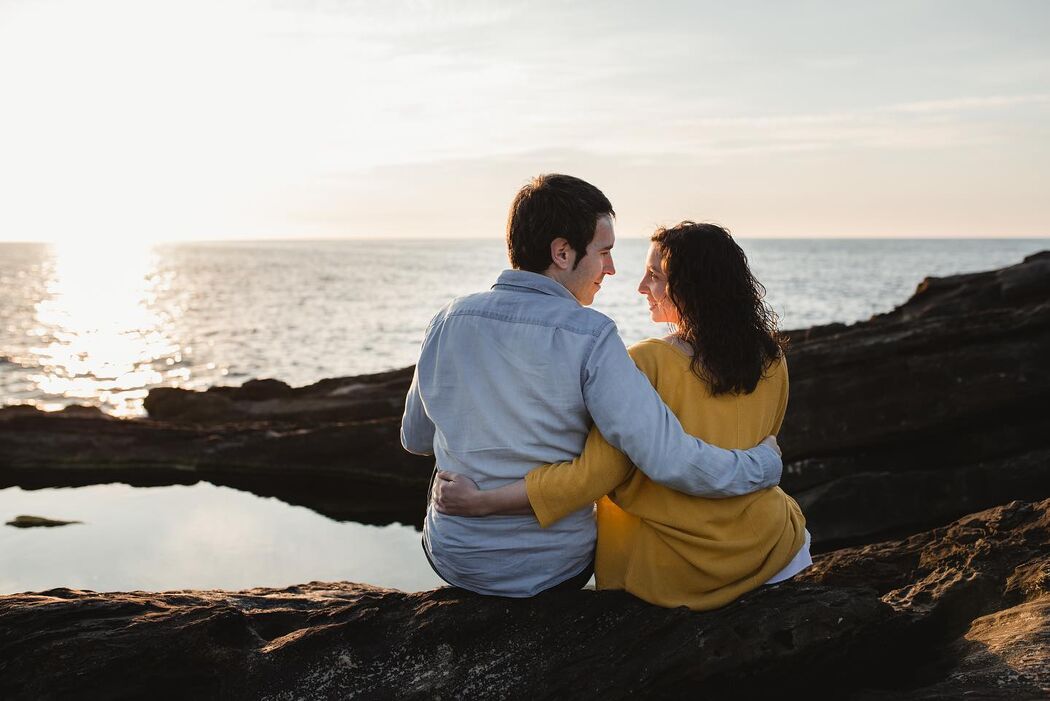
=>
[549,237,574,271]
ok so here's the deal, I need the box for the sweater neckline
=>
[646,336,695,360]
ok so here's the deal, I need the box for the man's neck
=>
[508,266,585,305]
[538,266,570,290]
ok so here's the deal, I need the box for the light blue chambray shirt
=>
[401,270,782,597]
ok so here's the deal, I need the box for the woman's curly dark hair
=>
[651,222,785,395]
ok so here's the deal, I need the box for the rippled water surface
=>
[1,238,1046,416]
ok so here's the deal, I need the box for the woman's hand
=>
[760,435,781,457]
[431,470,492,516]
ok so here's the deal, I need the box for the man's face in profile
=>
[563,215,616,306]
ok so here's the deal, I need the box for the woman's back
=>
[613,338,789,524]
[606,220,807,608]
[544,338,806,610]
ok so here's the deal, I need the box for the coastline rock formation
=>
[0,370,432,526]
[2,252,1047,544]
[1,253,1047,698]
[779,250,1050,548]
[2,498,1046,699]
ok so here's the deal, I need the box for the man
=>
[401,174,781,597]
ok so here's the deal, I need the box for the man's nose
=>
[604,257,616,276]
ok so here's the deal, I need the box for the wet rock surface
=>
[2,252,1047,543]
[4,515,82,528]
[1,499,1045,700]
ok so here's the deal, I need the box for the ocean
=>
[1,237,1048,594]
[2,238,1047,417]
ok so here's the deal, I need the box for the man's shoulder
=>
[442,288,615,337]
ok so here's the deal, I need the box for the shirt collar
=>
[493,269,579,303]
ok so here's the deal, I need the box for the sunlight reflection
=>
[27,242,181,416]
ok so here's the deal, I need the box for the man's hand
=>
[432,470,490,516]
[760,435,781,457]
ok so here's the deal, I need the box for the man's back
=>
[402,174,782,597]
[408,270,613,596]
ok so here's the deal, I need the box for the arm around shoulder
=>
[583,330,782,497]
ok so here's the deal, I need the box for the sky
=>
[0,0,1048,243]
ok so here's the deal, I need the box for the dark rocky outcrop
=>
[1,254,1047,698]
[1,253,1048,543]
[779,251,1050,549]
[804,498,1050,700]
[2,498,1045,700]
[0,402,431,526]
[142,368,415,424]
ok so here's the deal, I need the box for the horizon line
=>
[1,234,1049,245]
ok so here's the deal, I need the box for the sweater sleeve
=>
[524,424,634,528]
[770,357,789,435]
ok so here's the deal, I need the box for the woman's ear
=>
[549,237,574,271]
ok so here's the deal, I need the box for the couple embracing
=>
[401,174,810,610]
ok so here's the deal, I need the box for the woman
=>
[435,222,810,610]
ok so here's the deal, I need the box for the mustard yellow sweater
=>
[525,338,806,611]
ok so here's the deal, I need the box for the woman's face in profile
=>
[638,243,679,325]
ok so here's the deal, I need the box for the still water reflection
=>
[0,482,445,594]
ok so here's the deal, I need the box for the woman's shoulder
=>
[751,352,789,399]
[627,337,691,363]
[765,352,789,381]
[626,338,693,386]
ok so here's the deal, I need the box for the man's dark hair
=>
[506,174,614,272]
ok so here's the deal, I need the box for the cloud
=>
[0,0,1048,241]
[887,94,1050,114]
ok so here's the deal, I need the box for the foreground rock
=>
[800,498,1050,699]
[1,253,1048,543]
[4,515,82,528]
[2,498,1045,700]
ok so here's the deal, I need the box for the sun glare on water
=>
[27,242,183,416]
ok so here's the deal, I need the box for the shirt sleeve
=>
[400,363,435,456]
[581,325,782,497]
[525,424,633,528]
[401,309,446,457]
